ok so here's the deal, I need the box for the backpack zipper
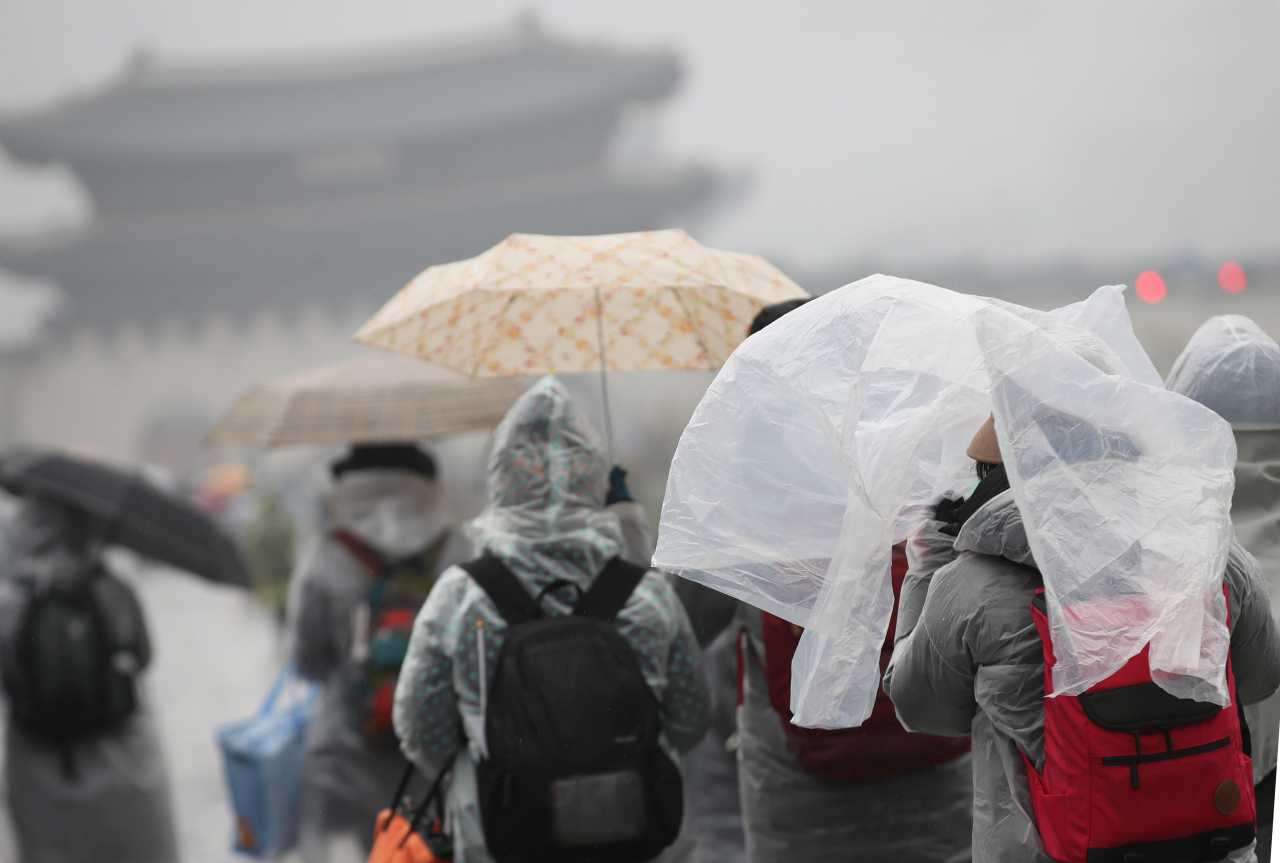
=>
[1101,733,1230,788]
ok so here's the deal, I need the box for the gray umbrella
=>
[0,449,249,587]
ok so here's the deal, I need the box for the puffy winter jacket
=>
[884,490,1280,863]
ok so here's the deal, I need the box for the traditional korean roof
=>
[0,20,680,163]
[0,164,717,325]
[0,20,716,327]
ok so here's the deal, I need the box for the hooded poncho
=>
[0,499,178,863]
[655,276,1237,728]
[1167,315,1280,430]
[1168,314,1280,785]
[1167,315,1280,606]
[288,462,471,852]
[393,376,709,863]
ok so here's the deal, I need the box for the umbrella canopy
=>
[208,352,529,447]
[353,229,809,377]
[0,450,249,587]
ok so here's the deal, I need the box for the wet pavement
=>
[683,734,748,863]
[137,563,297,863]
[0,559,745,863]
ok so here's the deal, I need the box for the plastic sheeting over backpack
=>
[1166,315,1280,429]
[1169,315,1280,788]
[654,276,1236,728]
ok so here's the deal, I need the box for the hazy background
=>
[1,0,1277,462]
[1,3,1278,861]
[4,0,1280,269]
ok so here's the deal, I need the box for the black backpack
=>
[4,565,148,768]
[459,555,684,863]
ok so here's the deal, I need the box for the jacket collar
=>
[953,489,1036,566]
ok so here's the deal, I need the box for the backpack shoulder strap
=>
[459,556,542,626]
[1030,587,1047,616]
[575,557,648,622]
[331,528,389,577]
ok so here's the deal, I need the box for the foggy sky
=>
[1,0,1278,273]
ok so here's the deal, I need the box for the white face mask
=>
[330,470,445,557]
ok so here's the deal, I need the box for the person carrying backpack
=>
[393,376,711,863]
[722,297,974,863]
[650,278,1279,863]
[0,496,179,863]
[1168,316,1280,862]
[290,443,473,860]
[884,412,1280,863]
[735,562,974,863]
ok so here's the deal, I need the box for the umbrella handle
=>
[594,287,617,465]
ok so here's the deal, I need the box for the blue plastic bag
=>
[218,665,318,859]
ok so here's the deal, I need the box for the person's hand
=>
[931,492,965,525]
[606,465,634,505]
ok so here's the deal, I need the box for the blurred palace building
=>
[0,19,719,462]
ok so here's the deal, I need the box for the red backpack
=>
[1025,587,1255,863]
[751,543,971,780]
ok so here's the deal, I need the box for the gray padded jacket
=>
[884,490,1280,863]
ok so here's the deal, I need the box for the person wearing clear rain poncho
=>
[0,498,179,863]
[1167,316,1280,860]
[289,444,472,861]
[653,276,1280,863]
[393,376,710,863]
[719,298,975,863]
[884,416,1280,863]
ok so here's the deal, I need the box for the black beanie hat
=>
[749,298,810,335]
[331,443,437,480]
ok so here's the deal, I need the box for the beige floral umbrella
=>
[208,352,528,447]
[354,229,808,455]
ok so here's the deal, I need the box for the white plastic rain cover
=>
[1166,315,1280,429]
[654,276,1236,728]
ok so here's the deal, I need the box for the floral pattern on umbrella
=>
[354,229,809,377]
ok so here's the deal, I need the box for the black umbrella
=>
[0,449,249,587]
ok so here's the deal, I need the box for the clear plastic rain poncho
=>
[654,275,1238,728]
[1168,315,1280,787]
[1166,315,1280,429]
[466,377,626,593]
[329,469,450,556]
[0,499,178,863]
[393,376,708,863]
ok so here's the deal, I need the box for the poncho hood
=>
[466,376,624,603]
[1167,313,1280,612]
[1166,315,1280,430]
[330,469,446,557]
